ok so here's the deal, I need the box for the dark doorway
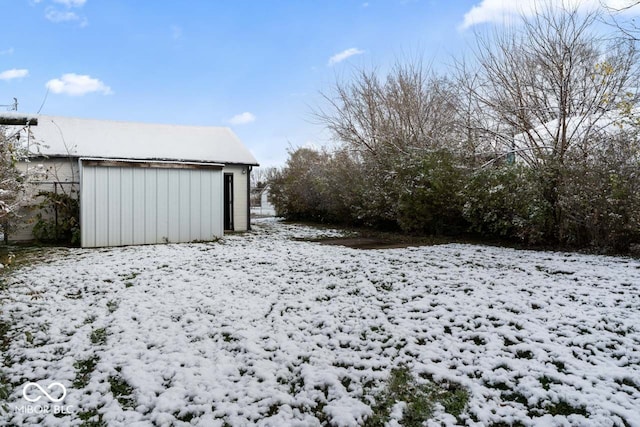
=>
[224,173,234,231]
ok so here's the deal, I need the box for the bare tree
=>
[457,3,640,243]
[461,4,639,169]
[602,0,640,40]
[251,166,278,189]
[314,61,460,168]
[312,61,465,226]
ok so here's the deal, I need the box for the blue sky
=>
[2,0,638,167]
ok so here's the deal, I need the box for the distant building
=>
[251,184,276,217]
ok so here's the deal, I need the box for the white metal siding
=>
[81,164,223,247]
[224,165,250,231]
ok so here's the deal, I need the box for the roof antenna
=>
[0,97,17,111]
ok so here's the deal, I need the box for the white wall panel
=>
[200,171,213,239]
[144,169,158,244]
[81,164,96,246]
[190,172,202,241]
[107,167,121,246]
[156,169,169,243]
[95,167,110,246]
[223,165,249,231]
[81,162,223,247]
[179,171,191,241]
[132,168,146,245]
[120,167,134,246]
[167,169,181,243]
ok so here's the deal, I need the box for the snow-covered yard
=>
[1,219,639,426]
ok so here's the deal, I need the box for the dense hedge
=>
[269,143,640,253]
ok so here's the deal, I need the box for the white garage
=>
[80,159,224,247]
[6,114,259,247]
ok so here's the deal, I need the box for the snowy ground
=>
[1,219,639,426]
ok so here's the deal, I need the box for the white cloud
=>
[0,69,29,81]
[459,0,640,30]
[0,48,14,55]
[46,73,112,96]
[228,112,256,125]
[52,0,86,7]
[328,48,364,66]
[46,8,79,22]
[45,7,88,26]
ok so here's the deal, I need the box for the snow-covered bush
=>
[396,151,467,235]
[0,128,29,240]
[557,135,640,251]
[462,165,553,244]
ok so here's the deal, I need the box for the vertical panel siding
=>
[190,171,202,241]
[94,167,110,247]
[200,171,212,239]
[178,170,191,241]
[167,169,181,243]
[132,168,146,245]
[213,171,224,237]
[107,168,120,246]
[81,165,95,247]
[120,168,134,246]
[80,164,223,247]
[156,169,169,243]
[144,169,158,244]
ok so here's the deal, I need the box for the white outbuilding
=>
[8,114,258,247]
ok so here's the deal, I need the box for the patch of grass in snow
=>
[0,369,9,413]
[489,421,526,427]
[173,409,197,422]
[90,327,107,345]
[108,373,136,409]
[502,390,528,405]
[486,375,591,419]
[73,355,99,388]
[221,331,237,342]
[106,300,118,313]
[0,318,11,352]
[364,367,469,426]
[309,384,331,424]
[119,271,139,281]
[0,318,12,410]
[78,408,106,427]
[541,400,589,417]
[551,360,566,373]
[539,375,560,391]
[65,288,83,299]
[617,377,640,392]
[515,349,534,359]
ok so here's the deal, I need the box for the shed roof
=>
[19,114,258,166]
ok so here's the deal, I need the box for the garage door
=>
[80,159,224,247]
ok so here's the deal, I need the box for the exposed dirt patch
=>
[312,237,430,250]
